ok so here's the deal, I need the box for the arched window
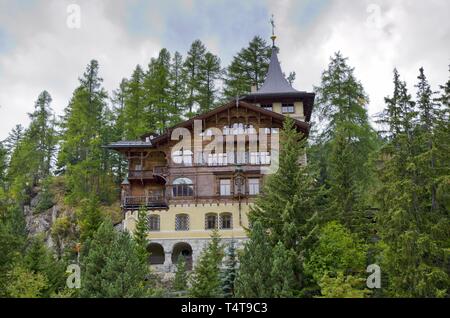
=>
[148,215,160,231]
[219,213,233,229]
[172,177,194,197]
[205,213,218,230]
[175,214,190,231]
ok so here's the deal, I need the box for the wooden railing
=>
[128,166,168,180]
[123,195,168,208]
[153,166,168,176]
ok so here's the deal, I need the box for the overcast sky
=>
[0,0,449,139]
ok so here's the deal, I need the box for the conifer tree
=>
[169,51,188,116]
[80,220,149,297]
[123,65,147,139]
[77,196,104,242]
[57,60,115,204]
[221,240,237,298]
[3,124,23,155]
[375,68,449,297]
[249,117,318,292]
[173,255,189,292]
[189,230,224,298]
[183,40,206,115]
[223,36,271,99]
[271,241,297,297]
[133,206,149,265]
[313,52,377,235]
[235,221,274,298]
[198,52,222,113]
[144,49,180,133]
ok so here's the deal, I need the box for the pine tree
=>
[133,206,149,265]
[57,60,115,204]
[223,36,271,99]
[3,124,23,155]
[144,49,180,133]
[375,68,449,297]
[189,230,224,298]
[169,51,188,116]
[235,221,274,298]
[313,52,377,235]
[6,92,57,203]
[271,241,298,297]
[249,117,319,292]
[123,65,147,139]
[198,52,222,113]
[221,240,237,298]
[173,255,189,292]
[80,219,149,297]
[77,196,104,242]
[24,235,66,297]
[183,40,206,115]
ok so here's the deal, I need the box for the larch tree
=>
[183,40,206,116]
[198,52,223,113]
[223,36,271,99]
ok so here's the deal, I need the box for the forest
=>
[0,35,448,298]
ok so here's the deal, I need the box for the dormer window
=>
[261,104,273,111]
[282,103,295,114]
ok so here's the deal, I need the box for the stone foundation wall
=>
[150,237,247,273]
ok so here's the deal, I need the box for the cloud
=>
[269,0,450,120]
[0,0,448,139]
[0,0,161,139]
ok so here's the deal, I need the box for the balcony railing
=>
[123,195,168,209]
[128,166,168,180]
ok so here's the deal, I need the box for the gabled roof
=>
[249,47,298,95]
[136,100,310,146]
[105,140,153,149]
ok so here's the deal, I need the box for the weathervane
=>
[270,14,277,47]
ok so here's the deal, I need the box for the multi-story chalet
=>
[107,42,315,272]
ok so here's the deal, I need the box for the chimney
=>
[251,85,257,93]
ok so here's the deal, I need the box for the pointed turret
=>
[253,47,298,95]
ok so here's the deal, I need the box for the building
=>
[106,41,315,272]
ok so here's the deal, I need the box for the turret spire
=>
[270,14,277,48]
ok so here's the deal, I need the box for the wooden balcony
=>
[123,195,168,209]
[128,166,168,180]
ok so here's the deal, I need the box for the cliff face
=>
[22,183,122,255]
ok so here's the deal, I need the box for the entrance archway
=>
[147,243,165,265]
[171,242,193,270]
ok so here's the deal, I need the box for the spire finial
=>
[270,14,276,47]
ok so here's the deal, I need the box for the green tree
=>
[57,60,115,204]
[313,52,378,235]
[198,52,222,113]
[183,40,206,115]
[223,36,271,99]
[173,255,189,292]
[221,240,237,298]
[77,196,104,242]
[235,221,273,298]
[189,230,224,298]
[80,220,149,297]
[5,264,48,298]
[249,117,319,292]
[123,65,147,139]
[271,241,298,297]
[144,49,180,133]
[375,68,449,297]
[133,206,149,265]
[304,221,367,285]
[169,51,188,116]
[24,235,66,297]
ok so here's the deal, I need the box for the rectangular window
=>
[282,103,295,113]
[261,104,273,111]
[220,179,231,196]
[249,178,260,195]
